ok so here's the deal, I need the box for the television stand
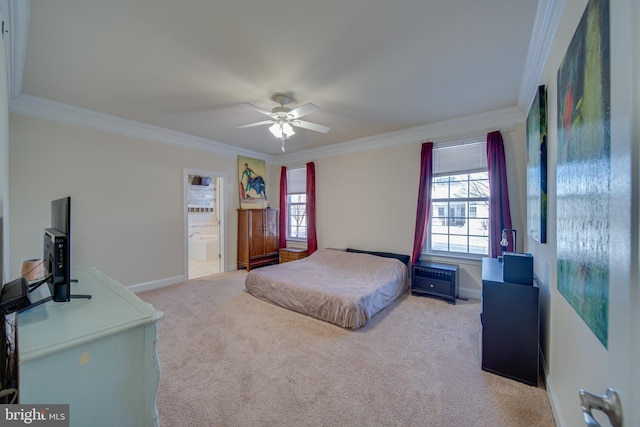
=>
[23,293,92,311]
[17,279,92,313]
[63,280,93,300]
[68,277,92,299]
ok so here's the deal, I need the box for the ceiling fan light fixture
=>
[269,122,295,139]
[282,122,295,137]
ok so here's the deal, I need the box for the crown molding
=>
[10,93,525,167]
[9,94,270,160]
[277,106,526,165]
[517,0,566,115]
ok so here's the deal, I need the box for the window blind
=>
[433,141,487,175]
[287,167,306,194]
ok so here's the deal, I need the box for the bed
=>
[244,248,410,329]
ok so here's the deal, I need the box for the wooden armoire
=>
[237,208,280,271]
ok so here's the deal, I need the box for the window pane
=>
[289,214,307,238]
[449,178,468,199]
[468,172,487,180]
[469,236,489,254]
[468,218,489,236]
[432,178,449,199]
[469,176,490,198]
[449,235,468,253]
[430,233,449,251]
[427,159,489,256]
[290,225,307,238]
[289,194,306,203]
[287,189,307,239]
[449,223,467,235]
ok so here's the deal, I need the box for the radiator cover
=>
[411,261,459,304]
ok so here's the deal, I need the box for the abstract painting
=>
[526,85,548,243]
[238,156,269,209]
[556,0,610,347]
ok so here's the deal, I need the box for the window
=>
[286,167,307,240]
[427,141,489,257]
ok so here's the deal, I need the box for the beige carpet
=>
[139,271,556,427]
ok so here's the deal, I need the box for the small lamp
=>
[500,228,517,253]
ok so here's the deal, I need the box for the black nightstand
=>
[411,261,459,304]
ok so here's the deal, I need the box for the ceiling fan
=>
[236,93,330,151]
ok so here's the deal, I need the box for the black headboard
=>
[345,248,411,269]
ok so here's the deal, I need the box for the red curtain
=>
[411,142,434,263]
[279,166,287,248]
[306,162,318,255]
[486,131,513,257]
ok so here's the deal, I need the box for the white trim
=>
[9,93,270,160]
[538,347,566,427]
[277,106,525,164]
[517,0,567,115]
[128,275,185,293]
[9,94,527,166]
[183,168,226,279]
[458,287,481,301]
[545,374,568,427]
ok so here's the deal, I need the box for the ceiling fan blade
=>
[289,102,320,119]
[240,102,275,117]
[236,120,274,129]
[293,120,331,133]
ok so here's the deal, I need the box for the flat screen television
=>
[43,196,72,302]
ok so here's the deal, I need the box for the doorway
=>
[185,169,224,279]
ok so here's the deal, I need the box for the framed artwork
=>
[556,0,610,347]
[526,85,548,243]
[238,156,269,209]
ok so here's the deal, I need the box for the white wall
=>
[527,0,639,426]
[7,113,266,286]
[528,2,591,424]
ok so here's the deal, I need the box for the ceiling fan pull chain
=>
[281,137,286,152]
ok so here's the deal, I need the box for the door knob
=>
[579,388,623,427]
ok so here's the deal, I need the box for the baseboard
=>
[128,275,185,294]
[459,286,481,301]
[540,348,566,427]
[544,372,567,427]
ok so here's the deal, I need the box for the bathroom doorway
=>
[185,169,224,279]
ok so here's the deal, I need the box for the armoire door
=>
[263,209,279,255]
[249,210,266,258]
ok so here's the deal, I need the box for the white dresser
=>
[17,267,163,427]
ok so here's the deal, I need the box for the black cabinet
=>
[411,261,459,304]
[481,257,539,386]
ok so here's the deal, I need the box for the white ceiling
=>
[17,0,540,156]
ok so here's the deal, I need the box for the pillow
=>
[345,248,411,268]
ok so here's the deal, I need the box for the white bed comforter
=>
[244,248,408,329]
